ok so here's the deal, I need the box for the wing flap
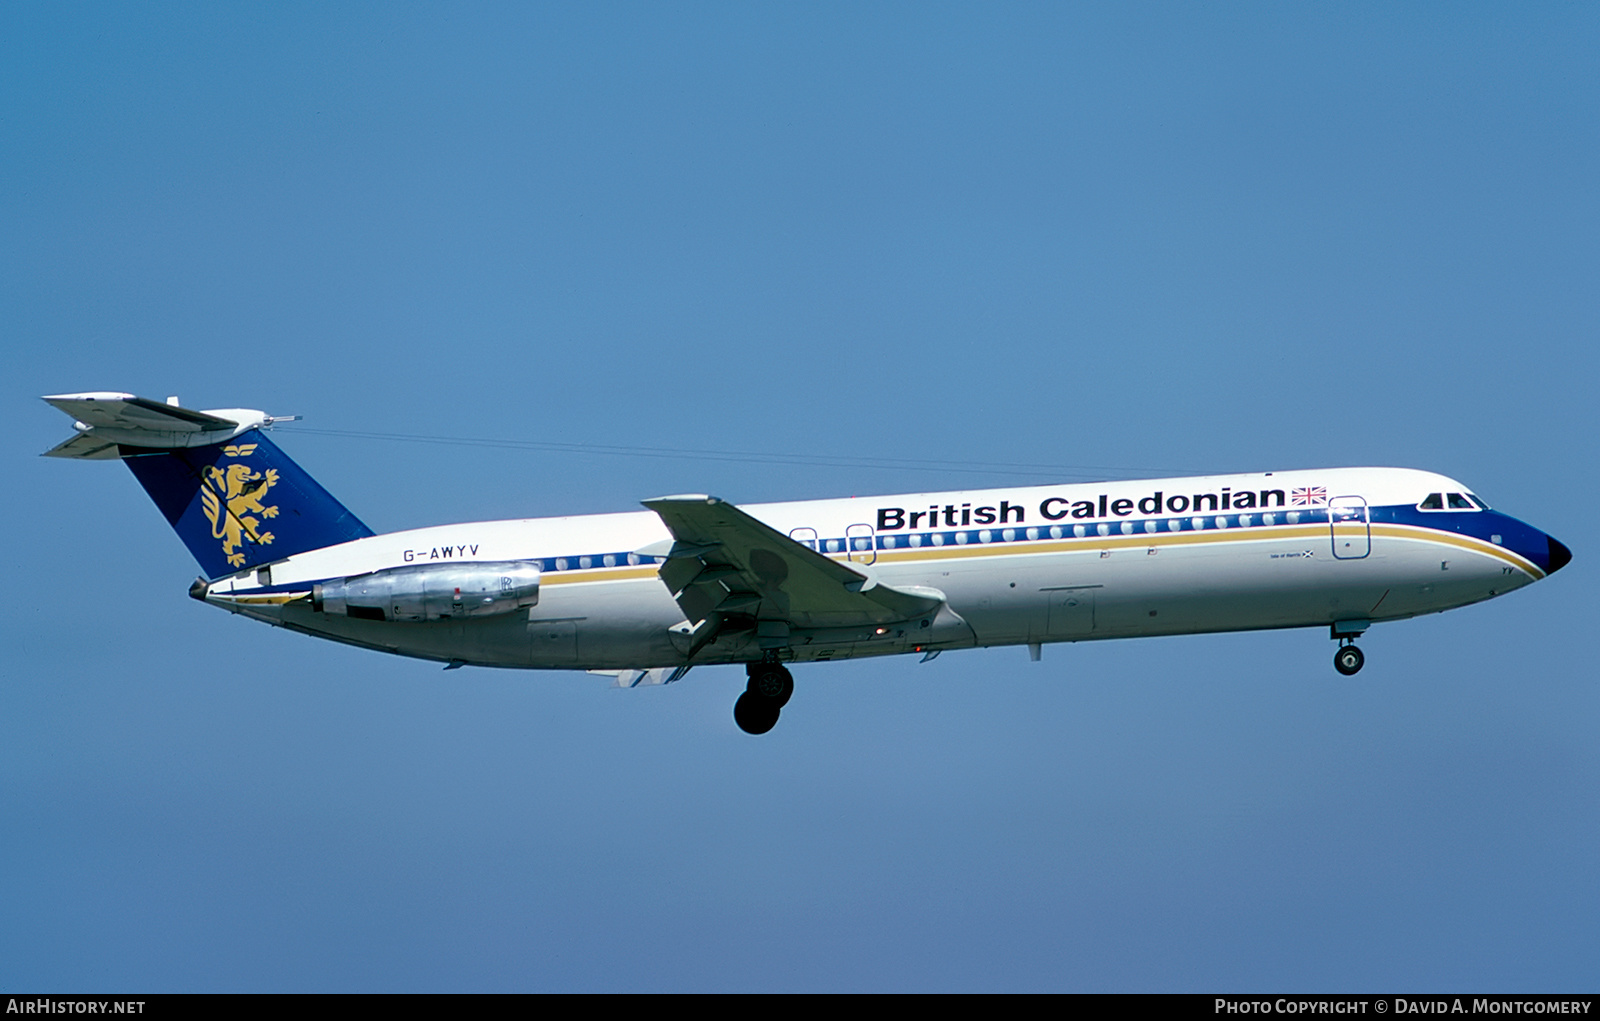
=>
[588,667,692,687]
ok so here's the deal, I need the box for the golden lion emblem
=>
[200,453,280,568]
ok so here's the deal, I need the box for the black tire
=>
[733,691,780,735]
[1334,645,1365,676]
[746,664,794,708]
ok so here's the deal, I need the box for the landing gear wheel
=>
[746,664,794,708]
[1334,644,1365,676]
[733,691,780,735]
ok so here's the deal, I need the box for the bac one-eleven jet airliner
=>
[43,391,1571,734]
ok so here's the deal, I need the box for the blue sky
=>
[3,3,1596,991]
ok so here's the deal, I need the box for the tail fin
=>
[122,431,374,578]
[43,392,373,578]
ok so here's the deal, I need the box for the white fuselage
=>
[197,466,1556,673]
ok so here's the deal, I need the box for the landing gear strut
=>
[734,658,793,734]
[1334,641,1365,676]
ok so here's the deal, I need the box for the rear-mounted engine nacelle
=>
[312,562,540,622]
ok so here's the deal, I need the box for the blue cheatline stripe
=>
[853,507,1330,554]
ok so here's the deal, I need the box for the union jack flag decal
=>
[1291,487,1328,506]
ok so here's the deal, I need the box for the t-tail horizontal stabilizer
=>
[41,391,371,579]
[40,391,292,459]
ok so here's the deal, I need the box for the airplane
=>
[42,391,1572,734]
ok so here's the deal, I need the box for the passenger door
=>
[1329,496,1371,559]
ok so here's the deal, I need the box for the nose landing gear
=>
[734,659,793,734]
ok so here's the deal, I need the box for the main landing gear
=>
[1334,640,1365,676]
[1330,621,1370,676]
[734,658,793,735]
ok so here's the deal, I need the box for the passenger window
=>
[1447,493,1475,510]
[1419,493,1444,510]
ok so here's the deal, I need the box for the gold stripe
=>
[541,565,661,586]
[870,523,1542,576]
[871,525,1330,564]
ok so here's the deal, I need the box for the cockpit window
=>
[1466,492,1489,510]
[1419,493,1444,510]
[1447,493,1476,510]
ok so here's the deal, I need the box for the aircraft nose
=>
[1493,513,1571,578]
[1546,535,1572,575]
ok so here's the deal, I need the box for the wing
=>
[642,496,943,653]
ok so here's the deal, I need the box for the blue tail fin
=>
[122,430,374,579]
